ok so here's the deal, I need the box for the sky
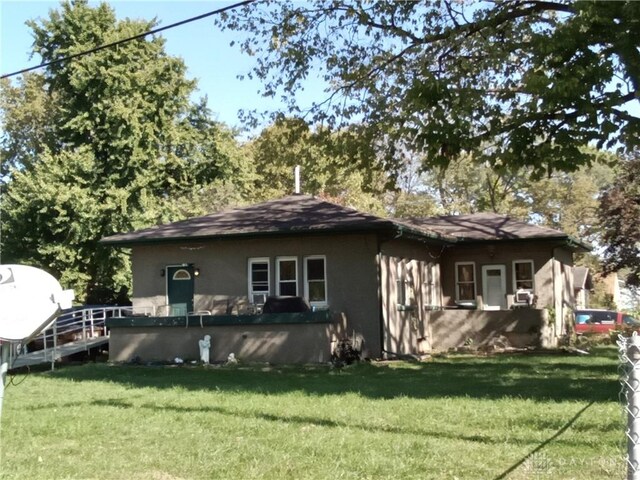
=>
[0,0,321,130]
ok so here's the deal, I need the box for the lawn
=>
[0,347,625,479]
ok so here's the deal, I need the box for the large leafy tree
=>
[0,1,251,302]
[219,0,639,175]
[600,154,640,286]
[391,151,615,240]
[249,117,388,213]
[0,74,57,176]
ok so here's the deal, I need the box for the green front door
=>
[167,265,194,316]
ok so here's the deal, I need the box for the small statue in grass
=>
[199,335,211,364]
[226,352,238,366]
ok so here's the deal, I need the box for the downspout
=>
[377,234,384,359]
[551,246,562,340]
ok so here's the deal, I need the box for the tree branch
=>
[412,1,574,48]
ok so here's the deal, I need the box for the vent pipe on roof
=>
[294,165,301,194]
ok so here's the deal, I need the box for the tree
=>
[248,116,388,213]
[2,147,131,297]
[524,160,615,238]
[390,151,615,241]
[218,0,639,175]
[423,156,532,218]
[0,74,57,176]
[600,154,640,286]
[0,1,251,302]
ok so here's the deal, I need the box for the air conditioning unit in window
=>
[252,293,267,305]
[514,289,534,306]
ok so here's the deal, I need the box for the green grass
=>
[0,347,626,479]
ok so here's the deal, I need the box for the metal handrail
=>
[25,306,135,360]
[5,306,155,370]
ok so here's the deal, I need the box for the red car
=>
[574,309,639,334]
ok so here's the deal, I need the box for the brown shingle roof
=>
[101,195,589,250]
[101,195,406,245]
[400,212,570,241]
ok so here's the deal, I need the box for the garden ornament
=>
[199,335,211,364]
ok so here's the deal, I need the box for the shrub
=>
[331,338,361,367]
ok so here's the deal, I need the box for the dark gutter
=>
[376,233,385,359]
[392,223,456,245]
[448,236,591,251]
[565,235,592,252]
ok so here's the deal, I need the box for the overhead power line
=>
[0,0,257,80]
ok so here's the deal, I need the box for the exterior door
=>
[167,265,194,316]
[482,265,506,310]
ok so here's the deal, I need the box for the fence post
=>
[51,322,57,371]
[625,333,640,479]
[0,342,9,422]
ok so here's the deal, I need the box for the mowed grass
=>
[0,347,625,479]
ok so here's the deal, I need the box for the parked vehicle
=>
[574,309,639,334]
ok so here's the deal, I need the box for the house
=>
[101,195,589,363]
[619,278,640,312]
[573,266,594,309]
[594,272,640,311]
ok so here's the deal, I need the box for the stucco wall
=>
[130,233,382,357]
[109,322,333,364]
[439,242,563,309]
[379,239,441,356]
[553,246,575,337]
[428,308,548,351]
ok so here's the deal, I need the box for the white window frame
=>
[455,262,476,301]
[276,256,298,296]
[304,255,327,307]
[248,257,270,305]
[512,259,535,292]
[172,269,192,281]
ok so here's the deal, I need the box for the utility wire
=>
[0,0,258,80]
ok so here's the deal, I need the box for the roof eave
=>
[450,235,592,252]
[101,221,458,248]
[565,235,592,252]
[100,223,396,247]
[392,223,456,244]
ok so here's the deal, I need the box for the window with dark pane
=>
[514,261,534,290]
[278,258,298,296]
[305,257,326,304]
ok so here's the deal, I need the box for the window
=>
[624,314,640,326]
[513,260,535,291]
[172,269,191,280]
[277,257,298,296]
[455,262,476,301]
[396,261,408,306]
[397,279,407,306]
[305,256,327,306]
[248,258,269,304]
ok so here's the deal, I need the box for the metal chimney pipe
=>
[294,165,301,194]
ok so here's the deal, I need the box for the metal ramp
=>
[5,306,131,370]
[10,336,109,369]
